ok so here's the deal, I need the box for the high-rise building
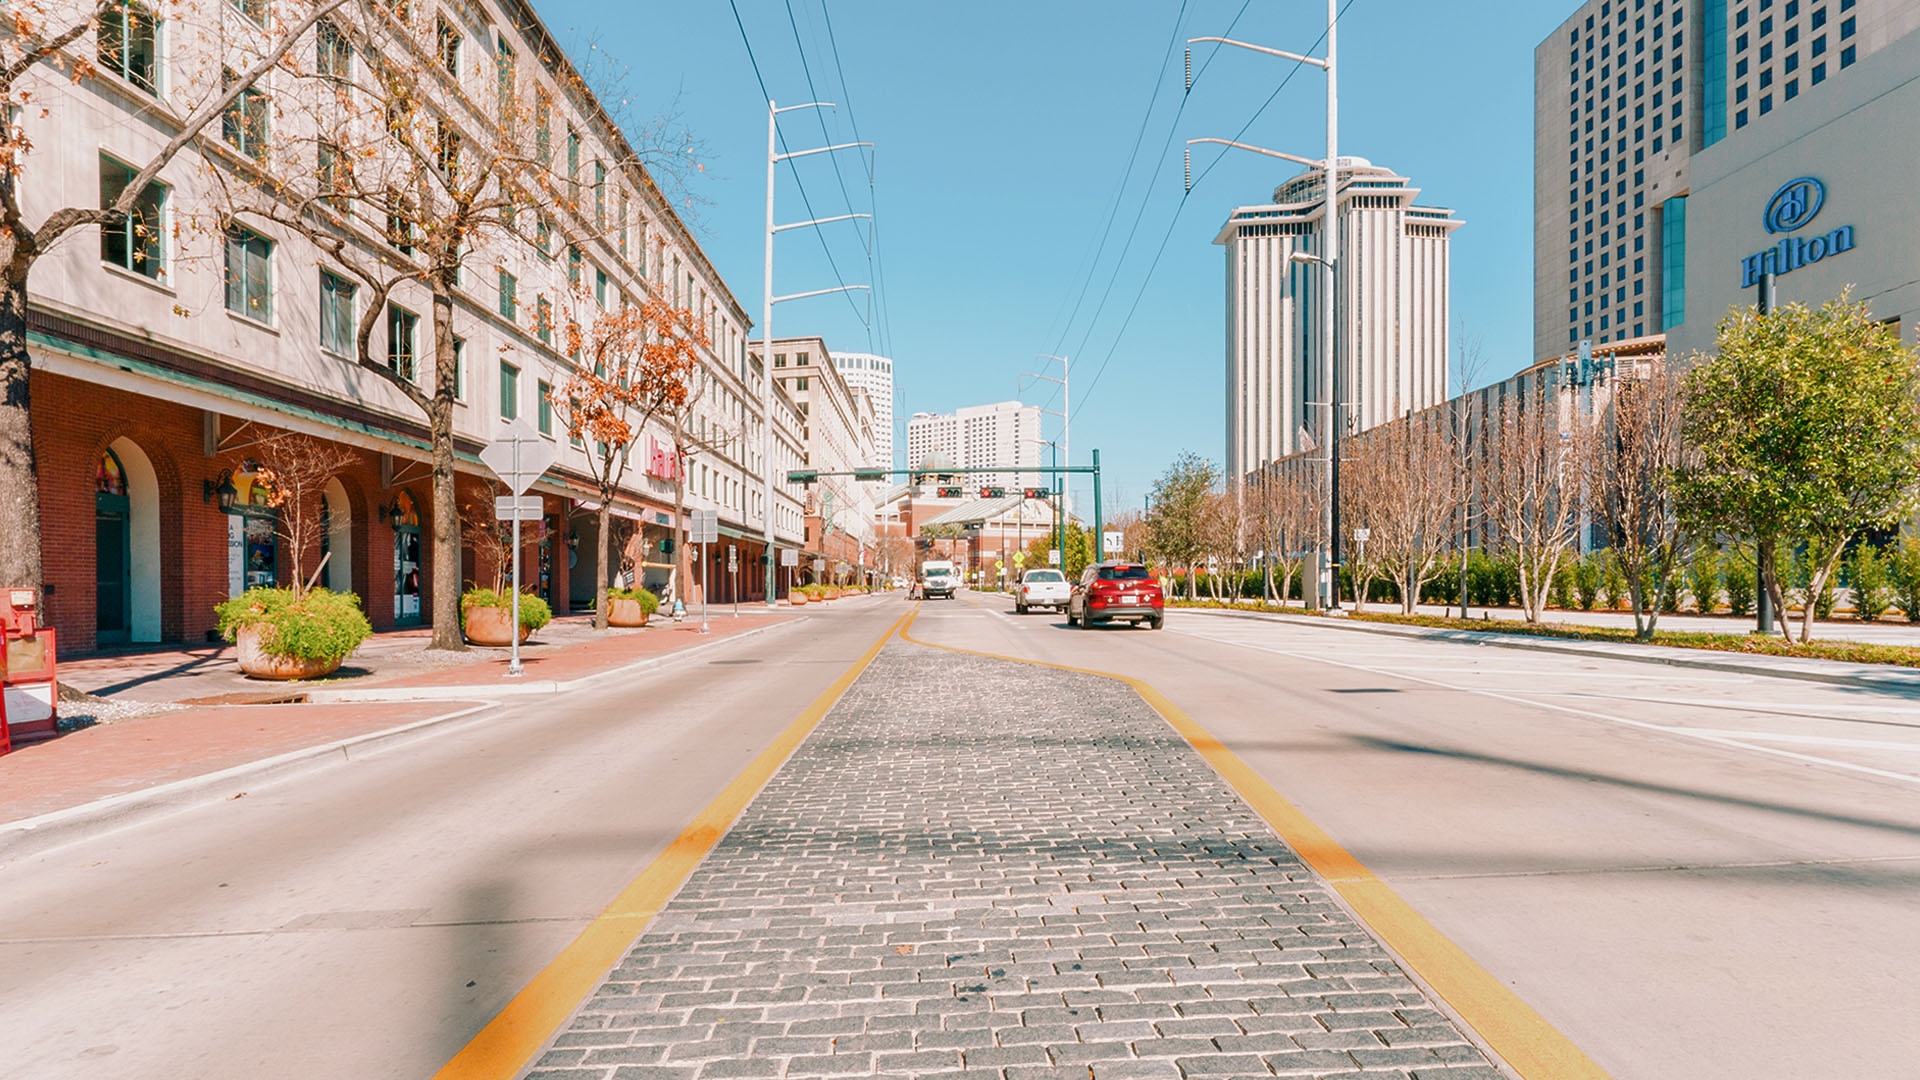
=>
[1533,0,1920,366]
[832,352,895,468]
[906,402,1042,491]
[1215,158,1460,484]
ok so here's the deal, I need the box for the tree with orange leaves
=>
[550,298,704,630]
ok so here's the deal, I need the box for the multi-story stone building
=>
[18,0,802,651]
[831,352,895,469]
[1534,0,1920,366]
[765,337,877,581]
[1215,158,1460,485]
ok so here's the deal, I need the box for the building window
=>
[319,270,354,355]
[223,227,272,321]
[98,156,166,280]
[437,17,462,78]
[1701,0,1728,147]
[536,295,552,344]
[316,17,352,80]
[316,139,353,212]
[98,1,160,96]
[453,337,466,401]
[1661,195,1687,330]
[230,0,266,25]
[499,360,519,420]
[494,37,515,120]
[221,70,269,159]
[498,269,517,319]
[537,379,553,435]
[593,160,607,227]
[1840,44,1855,67]
[387,304,417,381]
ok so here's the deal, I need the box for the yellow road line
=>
[432,606,916,1080]
[896,611,1610,1080]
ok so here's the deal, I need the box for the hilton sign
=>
[1740,177,1855,288]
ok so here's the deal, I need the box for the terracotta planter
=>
[607,597,652,627]
[463,604,531,646]
[787,593,807,605]
[236,624,344,681]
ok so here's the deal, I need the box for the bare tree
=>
[246,431,359,598]
[1586,362,1690,640]
[1198,489,1247,602]
[1485,383,1586,622]
[1449,325,1489,617]
[0,0,350,603]
[1357,412,1455,615]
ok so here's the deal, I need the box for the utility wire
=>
[816,0,897,362]
[784,0,877,352]
[1070,0,1355,425]
[727,0,870,327]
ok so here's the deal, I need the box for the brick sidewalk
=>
[2,611,804,828]
[513,639,1499,1079]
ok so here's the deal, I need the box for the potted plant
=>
[461,587,553,646]
[605,586,660,627]
[218,586,372,680]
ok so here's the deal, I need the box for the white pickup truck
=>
[1014,568,1070,614]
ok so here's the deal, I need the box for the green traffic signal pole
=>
[789,457,1106,565]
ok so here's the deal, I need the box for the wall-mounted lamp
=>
[203,470,238,513]
[378,499,406,529]
[567,530,580,551]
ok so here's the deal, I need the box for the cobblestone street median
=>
[522,640,1499,1080]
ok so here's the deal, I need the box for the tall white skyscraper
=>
[832,352,895,468]
[906,401,1042,491]
[1216,158,1460,484]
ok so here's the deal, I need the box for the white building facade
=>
[832,352,895,469]
[1533,0,1920,365]
[1215,159,1460,484]
[906,401,1041,491]
[766,337,877,564]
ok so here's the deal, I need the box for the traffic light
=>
[936,486,963,498]
[1022,487,1049,500]
[659,538,674,555]
[980,486,1006,499]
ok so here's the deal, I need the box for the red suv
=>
[1067,561,1165,630]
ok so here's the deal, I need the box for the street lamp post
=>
[1185,0,1341,610]
[759,99,873,611]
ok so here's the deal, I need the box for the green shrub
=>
[1893,537,1920,623]
[1658,563,1685,613]
[1548,563,1575,610]
[1572,554,1603,611]
[1598,553,1627,610]
[462,587,553,631]
[1847,543,1894,622]
[216,587,371,662]
[1724,553,1756,617]
[1687,547,1721,613]
[607,586,661,615]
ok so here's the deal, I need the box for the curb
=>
[1172,606,1920,694]
[0,615,813,864]
[303,617,803,702]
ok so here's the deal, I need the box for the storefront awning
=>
[572,498,653,523]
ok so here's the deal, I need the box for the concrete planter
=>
[463,605,530,646]
[606,597,652,627]
[236,624,343,681]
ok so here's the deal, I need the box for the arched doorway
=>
[391,489,422,623]
[95,439,161,644]
[321,478,354,597]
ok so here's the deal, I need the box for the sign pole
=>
[700,540,710,634]
[508,439,524,677]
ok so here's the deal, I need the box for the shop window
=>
[99,156,167,280]
[319,270,354,355]
[224,226,273,321]
[387,303,417,380]
[98,1,160,96]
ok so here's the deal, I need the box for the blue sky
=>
[532,0,1573,510]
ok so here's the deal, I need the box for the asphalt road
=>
[0,604,903,1080]
[5,590,1918,1080]
[911,591,1920,1080]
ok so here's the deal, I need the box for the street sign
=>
[728,546,739,572]
[780,548,798,567]
[690,508,719,544]
[812,558,825,573]
[494,495,543,521]
[1104,531,1124,552]
[1048,548,1061,565]
[1354,527,1371,542]
[478,418,557,495]
[1013,552,1026,566]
